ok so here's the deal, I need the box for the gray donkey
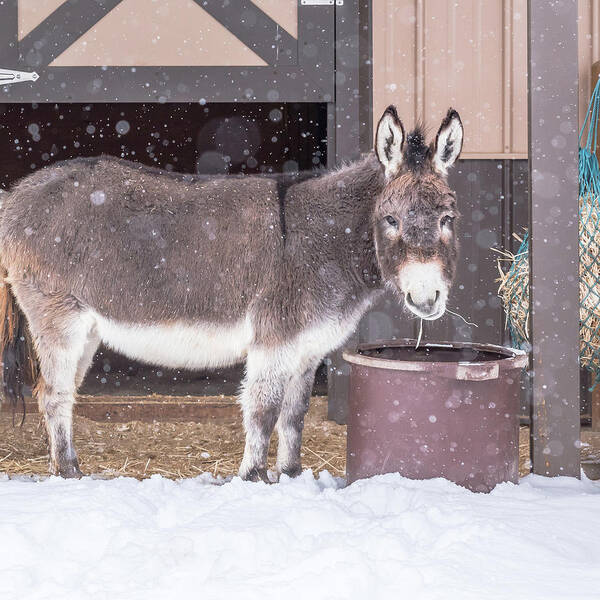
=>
[0,106,463,481]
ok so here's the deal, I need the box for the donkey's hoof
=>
[54,460,83,479]
[277,464,303,479]
[240,467,271,483]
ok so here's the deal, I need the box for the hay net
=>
[580,78,600,381]
[498,76,600,386]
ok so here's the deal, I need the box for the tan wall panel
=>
[425,0,505,156]
[50,0,267,67]
[373,0,600,158]
[373,0,513,158]
[252,0,297,38]
[373,0,417,129]
[18,0,68,39]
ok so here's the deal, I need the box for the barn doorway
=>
[0,101,328,397]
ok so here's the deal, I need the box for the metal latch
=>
[0,68,39,86]
[301,0,343,5]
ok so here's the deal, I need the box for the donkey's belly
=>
[92,314,253,370]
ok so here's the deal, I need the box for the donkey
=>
[0,106,463,481]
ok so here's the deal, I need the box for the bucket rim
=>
[342,339,528,379]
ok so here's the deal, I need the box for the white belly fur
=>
[92,313,254,370]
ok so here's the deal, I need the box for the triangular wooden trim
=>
[16,0,298,69]
[18,0,125,67]
[50,0,269,68]
[196,0,297,66]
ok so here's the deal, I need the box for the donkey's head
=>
[373,105,463,320]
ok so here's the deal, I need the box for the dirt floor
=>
[1,396,599,480]
[0,396,346,479]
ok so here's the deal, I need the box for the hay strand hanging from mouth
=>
[415,319,423,349]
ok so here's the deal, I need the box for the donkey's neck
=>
[287,152,385,294]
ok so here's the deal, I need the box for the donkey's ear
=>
[432,108,463,175]
[375,105,405,179]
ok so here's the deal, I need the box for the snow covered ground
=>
[1,472,599,600]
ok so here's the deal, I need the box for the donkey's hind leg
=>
[11,283,95,477]
[34,317,97,478]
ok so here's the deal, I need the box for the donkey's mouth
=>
[406,304,446,321]
[397,261,449,321]
[404,290,446,320]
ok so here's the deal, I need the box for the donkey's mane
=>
[404,125,430,172]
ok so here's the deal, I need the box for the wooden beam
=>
[0,0,18,66]
[197,0,297,66]
[528,0,580,477]
[327,0,371,424]
[0,65,331,103]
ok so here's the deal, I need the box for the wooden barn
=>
[0,0,596,479]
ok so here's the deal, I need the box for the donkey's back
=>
[0,156,283,324]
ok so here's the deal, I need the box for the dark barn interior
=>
[0,102,329,397]
[0,102,593,413]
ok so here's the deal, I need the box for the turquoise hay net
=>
[501,77,600,387]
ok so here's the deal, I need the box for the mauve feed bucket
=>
[343,340,528,492]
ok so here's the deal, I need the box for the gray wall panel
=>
[330,158,532,423]
[425,160,508,345]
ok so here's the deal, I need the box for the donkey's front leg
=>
[238,348,286,482]
[276,364,318,478]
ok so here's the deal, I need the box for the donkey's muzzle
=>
[397,259,448,320]
[405,290,442,320]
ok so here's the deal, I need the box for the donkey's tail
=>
[0,269,38,423]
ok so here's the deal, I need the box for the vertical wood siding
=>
[373,0,598,159]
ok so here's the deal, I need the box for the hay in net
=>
[497,197,600,387]
[497,77,600,385]
[579,192,600,371]
[496,233,530,348]
[497,137,600,385]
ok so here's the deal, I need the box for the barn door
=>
[0,0,334,103]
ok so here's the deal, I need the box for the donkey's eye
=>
[384,215,399,229]
[440,215,455,228]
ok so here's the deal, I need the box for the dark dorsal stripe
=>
[277,179,288,246]
[275,170,323,247]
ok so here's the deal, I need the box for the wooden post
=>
[327,0,372,424]
[528,0,581,477]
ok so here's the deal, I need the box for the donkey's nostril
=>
[405,289,442,318]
